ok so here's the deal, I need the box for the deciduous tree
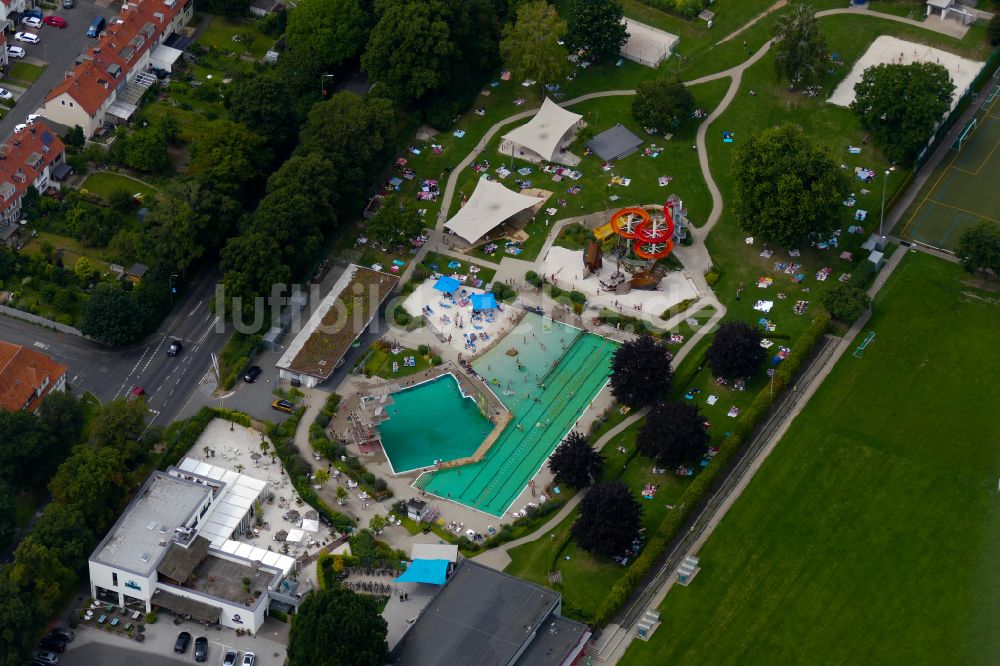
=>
[821,283,871,322]
[571,481,641,558]
[188,120,271,198]
[548,431,603,489]
[706,321,765,379]
[365,197,424,248]
[772,4,827,88]
[73,257,94,284]
[224,75,302,151]
[219,232,292,316]
[28,503,94,572]
[851,62,954,164]
[499,2,570,89]
[287,588,388,666]
[956,220,1000,278]
[49,445,129,532]
[609,335,672,408]
[0,480,15,549]
[636,401,709,467]
[202,0,248,19]
[297,92,394,206]
[632,75,696,129]
[37,391,85,452]
[566,0,628,62]
[91,398,149,464]
[80,283,143,347]
[287,0,368,68]
[731,124,849,246]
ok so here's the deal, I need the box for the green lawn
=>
[198,15,273,59]
[419,251,498,286]
[365,346,435,380]
[24,231,113,273]
[80,172,159,202]
[449,77,730,263]
[7,61,45,87]
[621,251,1000,665]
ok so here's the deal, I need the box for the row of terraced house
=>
[0,0,193,248]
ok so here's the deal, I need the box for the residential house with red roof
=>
[0,340,68,412]
[38,0,193,136]
[0,120,67,248]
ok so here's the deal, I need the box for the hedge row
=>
[267,407,355,532]
[636,0,709,19]
[593,309,831,626]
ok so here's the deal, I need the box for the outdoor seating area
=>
[403,277,521,355]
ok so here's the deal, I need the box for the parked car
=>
[241,652,256,666]
[0,88,13,101]
[243,365,262,383]
[194,636,208,662]
[7,46,25,58]
[173,631,191,654]
[271,399,294,414]
[62,0,75,7]
[24,8,43,19]
[37,637,66,653]
[47,628,74,644]
[222,651,239,666]
[13,123,27,133]
[21,16,42,28]
[43,16,67,28]
[30,652,58,666]
[167,339,183,356]
[86,15,105,37]
[15,32,40,44]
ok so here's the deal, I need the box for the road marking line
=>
[188,299,204,317]
[33,341,48,349]
[197,315,220,344]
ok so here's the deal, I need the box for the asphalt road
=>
[1,0,119,138]
[0,264,229,426]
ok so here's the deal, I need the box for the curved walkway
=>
[432,0,965,580]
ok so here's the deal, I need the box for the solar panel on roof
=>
[41,131,54,146]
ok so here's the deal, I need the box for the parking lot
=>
[0,0,118,138]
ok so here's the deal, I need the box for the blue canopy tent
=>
[394,559,449,585]
[433,276,461,294]
[470,293,497,311]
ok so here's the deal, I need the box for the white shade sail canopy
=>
[444,178,545,244]
[502,97,583,163]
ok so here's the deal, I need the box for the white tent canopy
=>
[502,98,583,163]
[444,178,545,244]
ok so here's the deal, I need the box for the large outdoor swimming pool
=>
[417,314,617,517]
[378,374,493,474]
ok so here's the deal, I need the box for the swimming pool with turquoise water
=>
[417,314,617,517]
[378,374,493,474]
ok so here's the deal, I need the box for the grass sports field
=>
[621,251,1000,665]
[900,86,1000,251]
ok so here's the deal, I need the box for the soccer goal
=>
[954,118,977,151]
[854,331,876,358]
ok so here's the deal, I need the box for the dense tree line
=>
[0,394,158,664]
